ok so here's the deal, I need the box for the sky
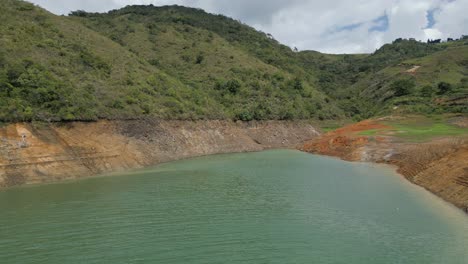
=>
[26,0,468,54]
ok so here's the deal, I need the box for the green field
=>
[358,117,468,141]
[392,123,467,141]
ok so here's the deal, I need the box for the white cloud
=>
[432,0,468,39]
[26,0,468,53]
[28,0,118,14]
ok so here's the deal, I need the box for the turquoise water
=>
[0,150,467,263]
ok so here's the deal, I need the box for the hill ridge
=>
[0,0,466,123]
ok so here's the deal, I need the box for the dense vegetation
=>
[297,38,467,119]
[0,0,466,122]
[345,41,468,119]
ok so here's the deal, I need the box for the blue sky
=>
[426,8,438,28]
[27,0,468,53]
[369,15,390,33]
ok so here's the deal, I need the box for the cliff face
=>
[0,120,319,188]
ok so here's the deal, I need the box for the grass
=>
[316,119,352,133]
[390,123,467,141]
[322,127,339,133]
[358,116,468,141]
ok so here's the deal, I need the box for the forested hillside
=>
[0,0,466,123]
[0,1,342,122]
[309,39,468,119]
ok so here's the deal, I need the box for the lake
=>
[0,150,467,263]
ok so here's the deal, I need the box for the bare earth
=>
[1,118,466,214]
[406,65,421,74]
[0,120,319,188]
[300,119,468,213]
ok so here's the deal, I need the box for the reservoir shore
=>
[301,118,468,213]
[1,119,467,213]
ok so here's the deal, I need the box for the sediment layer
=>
[0,120,319,188]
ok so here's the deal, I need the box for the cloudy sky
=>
[27,0,468,54]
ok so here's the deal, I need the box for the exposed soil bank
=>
[300,119,468,213]
[0,120,319,188]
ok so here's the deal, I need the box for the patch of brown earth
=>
[302,120,391,160]
[450,115,468,128]
[0,120,320,188]
[300,120,468,213]
[389,138,468,210]
[405,65,421,74]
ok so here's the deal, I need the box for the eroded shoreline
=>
[300,119,468,213]
[1,118,467,214]
[0,120,319,188]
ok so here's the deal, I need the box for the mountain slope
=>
[71,5,343,121]
[0,0,209,121]
[349,42,468,117]
[295,38,467,119]
[0,1,466,123]
[0,1,343,122]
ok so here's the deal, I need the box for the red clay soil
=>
[332,119,391,134]
[300,119,468,213]
[301,120,391,160]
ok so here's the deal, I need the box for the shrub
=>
[79,50,111,74]
[420,85,437,97]
[291,77,303,90]
[437,82,452,95]
[111,99,125,109]
[226,80,241,94]
[17,3,34,11]
[195,54,204,64]
[69,10,89,17]
[391,79,415,97]
[148,59,159,67]
[181,55,191,63]
[236,110,253,121]
[215,79,241,95]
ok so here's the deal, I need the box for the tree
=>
[437,82,452,95]
[226,79,241,94]
[236,110,253,121]
[461,78,468,87]
[391,79,415,97]
[292,77,303,90]
[0,70,8,89]
[420,85,437,97]
[69,10,89,17]
[195,53,204,64]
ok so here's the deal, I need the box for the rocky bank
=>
[0,120,319,188]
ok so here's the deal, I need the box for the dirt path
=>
[406,65,421,73]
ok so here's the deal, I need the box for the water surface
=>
[0,150,467,263]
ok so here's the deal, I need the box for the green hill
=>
[296,38,467,119]
[345,40,468,118]
[0,0,210,121]
[0,1,466,123]
[0,1,342,122]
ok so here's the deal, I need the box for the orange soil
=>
[301,119,468,212]
[302,120,391,160]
